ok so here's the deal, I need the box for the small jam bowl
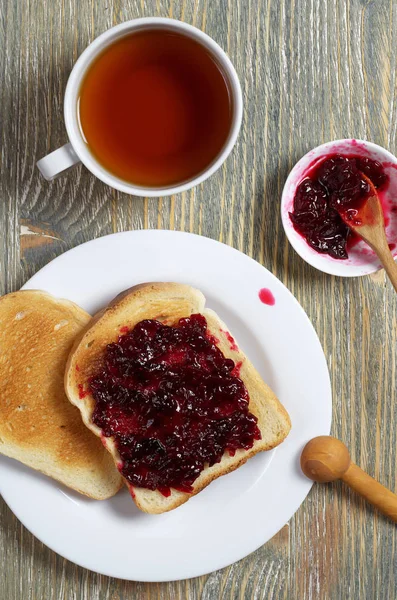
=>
[281,139,397,277]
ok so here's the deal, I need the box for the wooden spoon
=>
[337,174,397,292]
[301,436,397,523]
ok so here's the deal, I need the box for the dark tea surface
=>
[78,29,232,187]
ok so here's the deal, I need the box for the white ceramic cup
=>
[37,18,243,197]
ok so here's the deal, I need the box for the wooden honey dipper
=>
[301,436,397,523]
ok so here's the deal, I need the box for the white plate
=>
[0,230,332,581]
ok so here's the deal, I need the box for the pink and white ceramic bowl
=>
[281,139,397,277]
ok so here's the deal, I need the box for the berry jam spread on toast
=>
[89,314,261,496]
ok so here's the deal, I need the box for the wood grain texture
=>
[1,0,397,598]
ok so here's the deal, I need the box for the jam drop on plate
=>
[259,288,275,306]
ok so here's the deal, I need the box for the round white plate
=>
[0,230,332,581]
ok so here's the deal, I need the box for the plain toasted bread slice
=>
[65,283,291,513]
[0,290,122,499]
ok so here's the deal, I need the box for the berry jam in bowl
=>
[281,139,397,276]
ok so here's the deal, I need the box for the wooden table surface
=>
[1,0,397,598]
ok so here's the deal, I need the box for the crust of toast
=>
[0,290,122,499]
[65,283,291,513]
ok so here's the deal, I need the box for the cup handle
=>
[37,142,81,180]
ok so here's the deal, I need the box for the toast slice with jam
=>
[65,283,291,513]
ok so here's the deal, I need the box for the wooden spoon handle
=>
[378,246,397,293]
[341,463,397,522]
[364,228,397,293]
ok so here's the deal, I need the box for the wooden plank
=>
[1,0,397,598]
